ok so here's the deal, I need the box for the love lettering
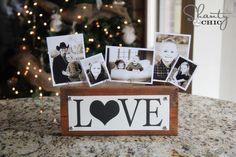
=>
[73,98,163,127]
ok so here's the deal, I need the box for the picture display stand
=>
[60,85,178,136]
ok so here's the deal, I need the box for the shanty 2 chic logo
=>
[183,4,231,30]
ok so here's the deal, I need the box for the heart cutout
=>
[90,100,120,125]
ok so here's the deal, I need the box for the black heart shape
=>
[90,100,120,125]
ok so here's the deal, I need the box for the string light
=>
[33,67,37,70]
[137,19,142,23]
[34,74,38,78]
[110,5,113,8]
[105,5,108,7]
[22,45,27,50]
[84,25,87,29]
[104,28,107,32]
[24,71,28,76]
[33,2,38,6]
[39,69,42,73]
[17,71,20,75]
[17,12,21,16]
[30,31,34,35]
[39,86,42,90]
[39,14,43,17]
[26,10,29,14]
[117,26,121,29]
[124,21,128,24]
[15,91,19,95]
[27,20,31,24]
[119,44,123,47]
[29,11,33,15]
[56,92,59,96]
[83,6,87,9]
[77,15,82,20]
[48,77,52,81]
[33,26,36,29]
[12,87,15,91]
[50,28,55,32]
[37,36,41,40]
[39,93,43,97]
[59,9,63,13]
[97,44,101,48]
[27,62,31,66]
[26,66,30,70]
[88,38,94,42]
[22,38,26,41]
[39,109,43,113]
[30,89,33,93]
[65,0,69,2]
[86,47,90,53]
[24,5,28,9]
[43,22,47,26]
[53,118,57,123]
[109,34,113,38]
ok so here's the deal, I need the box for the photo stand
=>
[60,85,178,136]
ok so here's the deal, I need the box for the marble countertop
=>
[0,93,235,157]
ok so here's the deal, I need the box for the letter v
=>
[118,99,142,127]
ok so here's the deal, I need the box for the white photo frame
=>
[105,46,155,84]
[153,32,191,82]
[46,34,86,86]
[80,53,111,87]
[166,56,198,91]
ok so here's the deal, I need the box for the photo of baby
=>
[46,34,85,86]
[167,56,197,91]
[80,53,110,87]
[106,46,155,84]
[153,33,191,82]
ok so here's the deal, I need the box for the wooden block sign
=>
[60,86,178,136]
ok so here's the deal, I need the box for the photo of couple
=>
[47,34,85,86]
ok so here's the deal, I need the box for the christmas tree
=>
[1,0,143,98]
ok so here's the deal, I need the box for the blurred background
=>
[0,0,235,102]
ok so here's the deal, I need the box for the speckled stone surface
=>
[0,93,235,157]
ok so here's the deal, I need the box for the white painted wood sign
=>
[68,95,170,131]
[60,86,178,136]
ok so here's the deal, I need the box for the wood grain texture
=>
[60,85,178,136]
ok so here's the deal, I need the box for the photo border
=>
[46,34,86,87]
[80,53,111,87]
[166,55,198,91]
[105,46,155,85]
[153,32,191,82]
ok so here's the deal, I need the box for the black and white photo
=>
[46,34,85,86]
[167,56,197,91]
[106,46,155,84]
[80,53,110,87]
[153,33,191,82]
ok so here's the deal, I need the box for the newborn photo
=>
[106,46,155,84]
[80,53,110,87]
[167,56,197,91]
[46,34,86,86]
[153,33,191,82]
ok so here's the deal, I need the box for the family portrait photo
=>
[167,56,197,91]
[106,46,155,84]
[153,33,191,82]
[80,53,110,87]
[46,34,86,86]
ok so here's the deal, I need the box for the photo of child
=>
[106,46,155,84]
[153,33,191,82]
[167,56,197,91]
[126,55,144,71]
[46,34,85,86]
[80,53,110,87]
[115,60,126,69]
